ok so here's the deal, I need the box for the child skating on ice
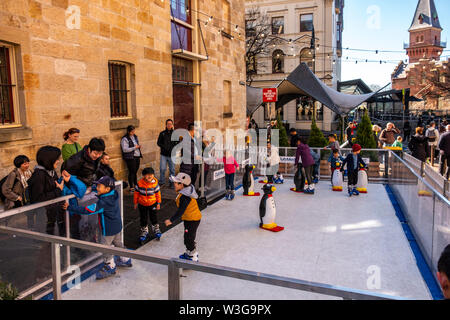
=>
[134,167,162,243]
[341,144,367,197]
[164,173,202,262]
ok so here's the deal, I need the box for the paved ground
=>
[63,180,432,300]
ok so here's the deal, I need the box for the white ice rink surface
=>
[63,180,432,300]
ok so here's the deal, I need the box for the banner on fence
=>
[280,156,296,164]
[213,169,226,181]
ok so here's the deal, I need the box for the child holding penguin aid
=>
[340,144,367,197]
[165,173,202,262]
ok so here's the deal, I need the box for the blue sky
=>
[341,0,450,87]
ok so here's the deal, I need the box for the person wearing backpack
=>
[426,122,440,164]
[1,155,33,210]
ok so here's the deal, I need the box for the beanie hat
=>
[352,144,362,152]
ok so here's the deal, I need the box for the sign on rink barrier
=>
[279,156,296,164]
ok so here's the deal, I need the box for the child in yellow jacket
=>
[134,167,162,242]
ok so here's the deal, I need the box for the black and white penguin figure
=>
[243,164,260,196]
[291,163,306,193]
[259,184,284,232]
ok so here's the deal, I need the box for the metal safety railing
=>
[0,181,124,299]
[0,225,405,300]
[388,151,450,287]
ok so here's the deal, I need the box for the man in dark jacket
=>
[438,125,450,179]
[157,119,176,187]
[62,138,105,188]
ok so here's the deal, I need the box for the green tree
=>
[0,277,19,300]
[307,113,327,148]
[275,114,289,147]
[355,110,378,161]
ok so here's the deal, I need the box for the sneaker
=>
[114,256,132,268]
[96,264,116,280]
[179,251,199,262]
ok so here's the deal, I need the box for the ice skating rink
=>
[63,180,431,300]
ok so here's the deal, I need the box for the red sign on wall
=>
[263,88,278,103]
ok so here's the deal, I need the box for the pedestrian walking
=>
[425,121,439,165]
[408,127,428,162]
[438,125,450,179]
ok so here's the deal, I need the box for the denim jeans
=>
[225,173,235,191]
[160,154,175,185]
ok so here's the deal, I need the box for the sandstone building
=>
[0,0,246,179]
[245,0,344,132]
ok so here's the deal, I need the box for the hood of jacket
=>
[36,146,61,171]
[179,184,198,199]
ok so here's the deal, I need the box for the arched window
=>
[272,49,284,74]
[300,48,314,69]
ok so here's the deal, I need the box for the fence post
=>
[51,243,62,300]
[168,261,181,300]
[65,210,71,270]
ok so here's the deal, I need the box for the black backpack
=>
[0,175,15,202]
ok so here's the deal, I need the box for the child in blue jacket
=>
[68,176,132,280]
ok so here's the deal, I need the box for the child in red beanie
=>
[341,144,367,197]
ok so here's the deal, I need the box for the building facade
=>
[245,0,344,132]
[0,0,246,179]
[392,0,449,112]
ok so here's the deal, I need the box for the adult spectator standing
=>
[345,122,357,147]
[403,121,411,144]
[1,155,32,210]
[62,128,81,162]
[63,137,106,189]
[438,125,450,179]
[439,120,448,134]
[379,123,400,147]
[425,121,440,165]
[121,126,143,192]
[157,119,176,188]
[289,128,301,148]
[408,127,428,162]
[372,125,382,149]
[437,244,450,300]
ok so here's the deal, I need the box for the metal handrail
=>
[390,151,450,206]
[0,225,405,300]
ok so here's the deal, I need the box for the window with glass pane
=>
[300,48,314,69]
[296,97,314,121]
[109,62,129,118]
[272,50,284,73]
[171,0,190,23]
[246,19,256,37]
[0,46,15,124]
[272,17,284,34]
[300,14,313,32]
[171,21,192,51]
[172,57,193,82]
